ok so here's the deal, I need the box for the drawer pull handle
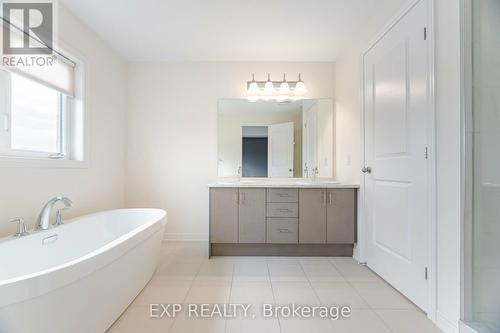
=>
[278,228,292,233]
[277,208,291,213]
[277,193,291,197]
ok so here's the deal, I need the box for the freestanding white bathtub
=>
[0,208,166,333]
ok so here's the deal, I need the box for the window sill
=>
[0,155,88,169]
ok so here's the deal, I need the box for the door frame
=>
[359,0,437,322]
[239,122,270,176]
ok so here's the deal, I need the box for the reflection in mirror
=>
[218,99,334,179]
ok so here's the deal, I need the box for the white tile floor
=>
[108,241,442,333]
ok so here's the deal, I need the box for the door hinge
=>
[425,267,429,280]
[424,27,427,40]
[424,147,429,160]
[1,113,9,132]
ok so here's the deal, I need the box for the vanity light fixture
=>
[294,73,307,94]
[245,73,307,101]
[264,73,275,93]
[279,74,290,94]
[247,73,260,95]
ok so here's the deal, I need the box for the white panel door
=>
[364,0,429,311]
[268,122,294,178]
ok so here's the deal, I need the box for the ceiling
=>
[60,0,398,62]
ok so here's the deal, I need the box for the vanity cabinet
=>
[298,189,327,243]
[266,188,298,244]
[327,189,356,243]
[238,188,266,243]
[210,188,266,244]
[267,218,298,243]
[210,188,238,243]
[209,185,358,256]
[298,188,357,244]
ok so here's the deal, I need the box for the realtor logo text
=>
[150,303,351,320]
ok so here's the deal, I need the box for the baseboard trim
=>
[436,311,459,333]
[163,233,208,241]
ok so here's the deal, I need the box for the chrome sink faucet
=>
[35,197,73,231]
[237,165,242,181]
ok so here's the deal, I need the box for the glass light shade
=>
[294,81,307,94]
[247,81,260,94]
[264,80,275,93]
[279,81,290,94]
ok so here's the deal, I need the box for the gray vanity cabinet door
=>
[210,188,238,243]
[239,188,266,243]
[327,189,356,244]
[298,189,327,244]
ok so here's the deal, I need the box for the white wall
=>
[335,0,462,332]
[126,62,335,240]
[0,5,127,237]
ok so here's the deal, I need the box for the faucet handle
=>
[9,217,29,237]
[54,207,71,226]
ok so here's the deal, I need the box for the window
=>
[0,70,69,159]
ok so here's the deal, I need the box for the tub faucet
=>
[35,197,73,231]
[9,217,29,237]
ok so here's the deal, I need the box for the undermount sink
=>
[215,179,257,185]
[294,180,340,185]
[294,180,313,185]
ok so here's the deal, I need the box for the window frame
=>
[0,54,87,169]
[0,70,69,159]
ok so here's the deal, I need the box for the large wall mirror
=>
[217,98,334,178]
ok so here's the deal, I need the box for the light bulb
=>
[264,73,274,93]
[247,73,260,94]
[279,73,290,94]
[294,73,307,95]
[248,81,259,94]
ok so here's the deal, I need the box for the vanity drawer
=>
[267,203,298,218]
[267,188,298,203]
[267,218,298,243]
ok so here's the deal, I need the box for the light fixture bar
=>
[246,80,302,90]
[246,73,305,91]
[245,73,307,102]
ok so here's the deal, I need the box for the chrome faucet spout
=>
[35,197,73,231]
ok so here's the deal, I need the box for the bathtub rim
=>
[0,208,166,288]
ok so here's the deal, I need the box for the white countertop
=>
[208,178,360,189]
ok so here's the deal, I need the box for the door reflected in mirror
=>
[218,99,333,178]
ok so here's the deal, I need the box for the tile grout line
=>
[298,260,340,333]
[328,259,397,333]
[223,263,235,333]
[167,246,206,333]
[266,261,282,333]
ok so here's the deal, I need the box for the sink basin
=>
[294,181,313,185]
[214,179,257,185]
[294,180,340,185]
